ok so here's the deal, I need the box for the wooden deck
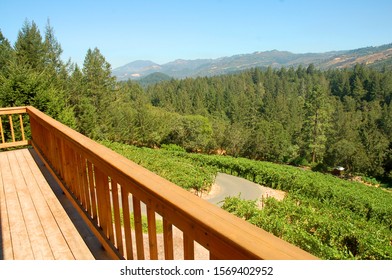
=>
[0,148,111,260]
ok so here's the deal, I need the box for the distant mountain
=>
[112,60,161,79]
[137,72,172,87]
[113,43,392,80]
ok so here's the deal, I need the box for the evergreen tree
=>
[14,20,45,70]
[302,80,332,163]
[79,47,116,138]
[0,30,13,75]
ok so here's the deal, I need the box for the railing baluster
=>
[19,114,25,141]
[87,162,98,220]
[71,149,82,201]
[120,187,133,259]
[146,205,158,260]
[183,233,195,260]
[132,196,145,260]
[76,154,87,210]
[62,143,73,191]
[8,115,15,142]
[105,177,114,241]
[95,168,114,241]
[94,168,107,232]
[163,219,174,260]
[111,180,124,257]
[80,157,91,213]
[73,151,82,202]
[54,136,63,179]
[94,174,113,241]
[0,116,5,144]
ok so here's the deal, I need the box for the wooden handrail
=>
[0,107,29,149]
[16,106,317,260]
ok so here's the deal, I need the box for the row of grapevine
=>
[182,153,392,229]
[222,195,392,259]
[100,141,217,192]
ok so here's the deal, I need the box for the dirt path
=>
[201,172,286,206]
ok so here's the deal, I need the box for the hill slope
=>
[113,43,392,80]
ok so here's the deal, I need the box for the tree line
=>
[1,20,392,181]
[145,64,392,180]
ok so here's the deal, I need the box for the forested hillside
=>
[144,65,392,181]
[1,21,392,182]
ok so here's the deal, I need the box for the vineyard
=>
[102,141,392,259]
[100,141,217,192]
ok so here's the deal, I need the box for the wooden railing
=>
[0,107,29,149]
[1,106,317,260]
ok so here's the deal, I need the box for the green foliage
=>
[165,114,213,152]
[100,141,217,192]
[145,65,392,179]
[131,214,163,234]
[115,209,163,234]
[161,143,186,152]
[222,193,392,260]
[245,120,292,162]
[137,72,172,87]
[0,20,75,127]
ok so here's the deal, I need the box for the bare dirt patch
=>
[140,177,287,260]
[191,183,221,199]
[257,185,286,208]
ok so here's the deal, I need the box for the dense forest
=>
[1,21,392,183]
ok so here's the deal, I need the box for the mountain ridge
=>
[112,43,392,80]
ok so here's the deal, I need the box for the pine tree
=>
[0,30,13,75]
[302,80,332,163]
[14,20,45,70]
[79,47,116,138]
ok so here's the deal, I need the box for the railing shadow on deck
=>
[0,106,318,260]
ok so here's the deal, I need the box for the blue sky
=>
[1,0,392,68]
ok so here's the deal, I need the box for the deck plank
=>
[0,149,95,260]
[16,149,73,259]
[6,150,54,259]
[0,151,34,259]
[0,152,13,259]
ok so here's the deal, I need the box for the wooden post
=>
[0,116,5,144]
[19,114,25,141]
[163,219,174,260]
[9,115,15,142]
